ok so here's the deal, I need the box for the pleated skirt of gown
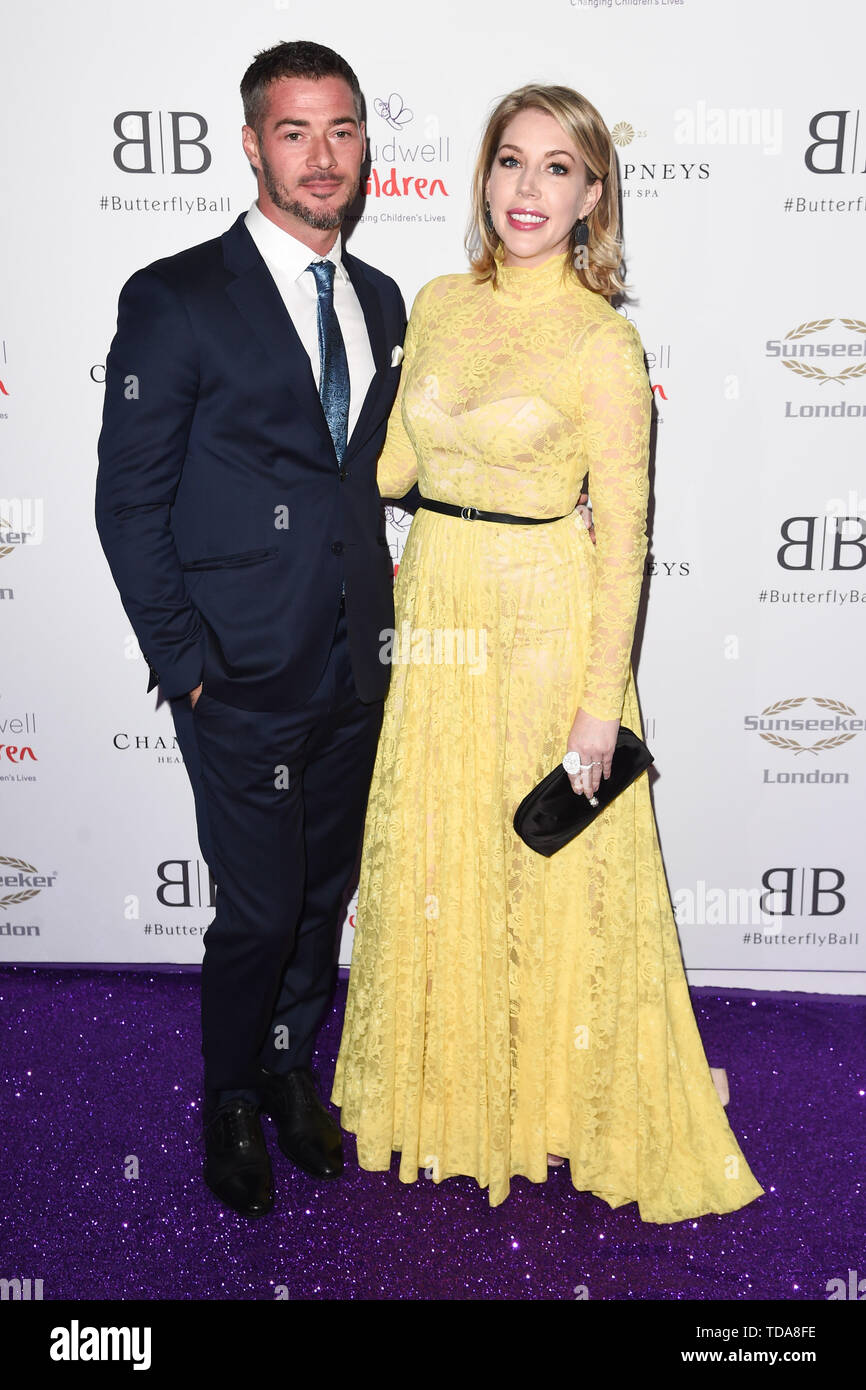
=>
[331,508,765,1221]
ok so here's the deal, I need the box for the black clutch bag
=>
[513,727,654,857]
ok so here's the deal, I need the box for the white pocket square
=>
[390,344,404,366]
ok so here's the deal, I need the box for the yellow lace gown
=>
[331,247,764,1222]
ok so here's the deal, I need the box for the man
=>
[96,41,406,1219]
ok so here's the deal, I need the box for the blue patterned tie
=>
[307,259,350,464]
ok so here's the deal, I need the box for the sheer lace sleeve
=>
[377,284,428,500]
[577,316,651,722]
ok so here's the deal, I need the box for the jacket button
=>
[331,541,344,555]
[339,468,347,481]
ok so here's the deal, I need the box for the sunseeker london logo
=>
[767,318,866,418]
[746,698,861,785]
[0,857,56,909]
[0,498,44,557]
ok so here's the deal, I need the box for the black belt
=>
[417,497,573,525]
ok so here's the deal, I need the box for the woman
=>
[332,84,764,1221]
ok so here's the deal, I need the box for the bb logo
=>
[113,111,212,174]
[760,867,845,918]
[804,109,865,174]
[156,858,215,908]
[777,515,866,571]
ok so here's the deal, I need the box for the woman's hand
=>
[576,491,595,544]
[565,708,619,800]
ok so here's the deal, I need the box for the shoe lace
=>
[209,1101,259,1149]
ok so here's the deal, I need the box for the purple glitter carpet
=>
[0,967,862,1301]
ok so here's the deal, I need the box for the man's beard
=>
[260,151,357,231]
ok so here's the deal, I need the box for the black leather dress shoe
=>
[203,1099,274,1218]
[258,1067,343,1179]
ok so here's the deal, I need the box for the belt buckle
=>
[460,505,480,521]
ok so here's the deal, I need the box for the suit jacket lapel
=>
[221,216,392,465]
[222,217,332,450]
[343,251,390,461]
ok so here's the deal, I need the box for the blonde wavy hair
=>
[466,84,625,300]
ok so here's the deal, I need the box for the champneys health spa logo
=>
[113,730,183,766]
[746,698,862,785]
[610,122,648,148]
[645,557,691,578]
[0,857,57,909]
[602,118,709,200]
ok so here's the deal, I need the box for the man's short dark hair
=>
[241,40,363,135]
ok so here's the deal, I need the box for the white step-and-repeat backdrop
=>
[1,0,863,992]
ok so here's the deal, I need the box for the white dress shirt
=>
[244,201,376,443]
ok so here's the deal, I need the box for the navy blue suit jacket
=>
[95,213,407,710]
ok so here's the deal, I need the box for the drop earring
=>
[574,216,589,247]
[484,199,496,235]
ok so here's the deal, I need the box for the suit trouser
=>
[169,607,383,1093]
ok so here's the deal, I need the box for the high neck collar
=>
[492,244,572,303]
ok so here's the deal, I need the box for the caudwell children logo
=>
[365,91,451,204]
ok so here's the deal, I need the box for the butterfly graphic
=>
[374,93,413,130]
